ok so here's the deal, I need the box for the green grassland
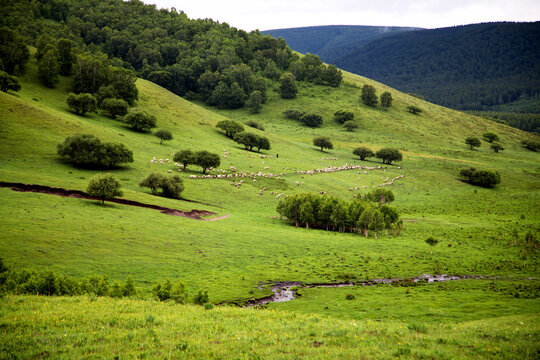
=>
[1,58,539,357]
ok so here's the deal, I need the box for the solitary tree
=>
[343,120,358,131]
[87,173,122,205]
[67,93,97,115]
[313,136,333,152]
[465,136,481,150]
[491,142,504,153]
[124,109,157,132]
[380,91,393,108]
[195,151,220,174]
[425,236,439,255]
[279,72,298,99]
[482,132,499,143]
[375,148,402,165]
[407,105,422,115]
[361,84,378,106]
[173,149,195,170]
[353,147,374,160]
[233,131,259,151]
[154,129,173,144]
[101,98,128,118]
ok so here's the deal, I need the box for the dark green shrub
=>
[216,120,244,138]
[193,290,209,305]
[124,109,157,132]
[101,98,129,118]
[407,105,422,114]
[67,93,97,115]
[334,110,354,124]
[245,120,264,131]
[343,120,358,131]
[459,167,501,187]
[283,109,305,120]
[0,71,21,92]
[521,139,539,152]
[361,84,377,106]
[345,293,355,300]
[300,113,323,127]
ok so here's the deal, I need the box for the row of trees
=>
[353,147,403,164]
[216,120,271,152]
[458,167,501,188]
[361,85,393,108]
[465,132,504,153]
[57,134,133,168]
[173,150,220,174]
[276,189,401,238]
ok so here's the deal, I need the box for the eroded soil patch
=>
[0,181,217,220]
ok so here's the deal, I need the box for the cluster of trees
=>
[283,109,323,127]
[35,35,74,87]
[216,120,270,152]
[335,22,540,112]
[57,134,133,168]
[173,149,220,174]
[139,173,184,199]
[0,27,29,74]
[333,110,358,131]
[0,259,136,298]
[276,189,402,238]
[459,167,501,188]
[234,132,271,152]
[0,70,21,92]
[1,0,341,112]
[352,147,402,164]
[360,85,393,108]
[465,132,505,152]
[152,279,209,305]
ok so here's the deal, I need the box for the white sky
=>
[143,0,540,31]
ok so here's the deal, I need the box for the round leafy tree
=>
[482,132,499,143]
[195,151,220,174]
[313,136,333,152]
[154,129,173,144]
[279,72,298,99]
[216,120,244,139]
[425,236,439,255]
[234,131,259,151]
[173,149,195,170]
[375,148,402,165]
[87,173,122,205]
[67,93,97,115]
[353,147,374,161]
[247,90,263,114]
[334,110,354,124]
[139,172,165,195]
[361,84,377,106]
[380,91,393,108]
[0,71,21,92]
[101,98,128,118]
[124,109,157,132]
[491,142,504,153]
[343,120,358,131]
[465,136,481,150]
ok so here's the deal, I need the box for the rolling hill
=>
[262,25,420,64]
[0,2,539,358]
[266,22,540,117]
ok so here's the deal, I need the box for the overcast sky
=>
[143,0,539,31]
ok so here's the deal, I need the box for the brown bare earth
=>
[0,181,218,220]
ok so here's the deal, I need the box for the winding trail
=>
[245,274,487,307]
[0,181,222,220]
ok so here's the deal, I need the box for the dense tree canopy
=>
[0,71,20,92]
[459,167,501,188]
[57,134,133,168]
[87,173,122,205]
[375,148,402,165]
[279,72,298,99]
[313,136,333,151]
[333,110,354,124]
[353,147,374,160]
[0,26,29,74]
[465,136,481,150]
[123,109,156,132]
[67,93,97,115]
[361,84,377,106]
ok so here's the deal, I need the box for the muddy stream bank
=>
[245,274,486,307]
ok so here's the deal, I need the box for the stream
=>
[247,274,485,307]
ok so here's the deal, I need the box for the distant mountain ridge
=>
[265,22,540,115]
[262,25,421,64]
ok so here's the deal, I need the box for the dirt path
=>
[0,181,220,220]
[244,274,488,307]
[203,214,231,221]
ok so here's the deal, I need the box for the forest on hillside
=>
[263,25,420,64]
[0,0,341,110]
[334,22,540,113]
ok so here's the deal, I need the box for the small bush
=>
[334,110,354,124]
[124,109,157,132]
[283,109,305,120]
[193,290,209,305]
[343,120,358,131]
[204,303,214,310]
[300,113,323,127]
[407,105,422,114]
[521,139,539,152]
[459,167,501,187]
[345,293,355,300]
[245,120,264,131]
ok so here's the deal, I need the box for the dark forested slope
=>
[263,25,420,64]
[334,22,540,112]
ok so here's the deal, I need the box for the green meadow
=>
[1,57,539,357]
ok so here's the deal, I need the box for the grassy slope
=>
[0,58,539,356]
[1,295,538,359]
